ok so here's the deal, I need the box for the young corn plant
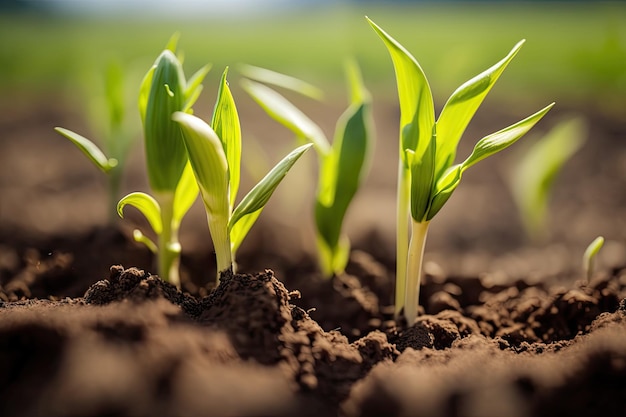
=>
[54,59,140,220]
[368,17,554,324]
[240,61,373,277]
[117,37,210,288]
[509,117,587,242]
[172,68,312,282]
[583,236,604,281]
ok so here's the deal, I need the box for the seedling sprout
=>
[583,236,605,281]
[509,117,587,241]
[368,17,554,324]
[54,59,140,220]
[240,61,373,277]
[172,68,312,282]
[117,35,210,288]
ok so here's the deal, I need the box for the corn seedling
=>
[54,59,140,220]
[368,17,554,324]
[173,69,312,282]
[583,236,604,281]
[509,117,587,242]
[240,61,373,277]
[117,35,210,288]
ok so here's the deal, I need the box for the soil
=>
[1,91,626,416]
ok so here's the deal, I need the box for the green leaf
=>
[172,161,199,228]
[427,165,462,220]
[316,102,371,248]
[435,40,525,176]
[238,64,324,101]
[230,209,262,253]
[132,229,157,254]
[164,32,180,53]
[211,68,242,209]
[344,58,368,105]
[143,50,188,192]
[583,236,604,280]
[104,60,125,131]
[138,65,155,125]
[367,17,434,165]
[183,64,212,112]
[316,232,350,278]
[117,192,162,235]
[240,78,331,155]
[408,132,436,222]
[424,103,554,220]
[510,117,587,239]
[229,143,313,232]
[317,60,370,208]
[172,112,229,218]
[54,127,118,173]
[461,103,555,172]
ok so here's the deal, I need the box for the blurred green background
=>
[1,1,625,111]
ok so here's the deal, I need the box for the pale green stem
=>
[156,192,181,288]
[316,234,335,279]
[395,164,411,318]
[206,211,233,284]
[404,219,430,325]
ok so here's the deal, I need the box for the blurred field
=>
[1,2,625,108]
[1,2,625,280]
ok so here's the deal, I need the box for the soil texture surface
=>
[1,95,626,416]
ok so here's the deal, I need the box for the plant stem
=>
[156,192,181,288]
[207,212,232,284]
[395,164,411,318]
[404,219,430,325]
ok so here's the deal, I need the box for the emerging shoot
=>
[240,61,373,277]
[509,117,587,242]
[583,236,604,281]
[173,69,313,282]
[368,17,554,324]
[117,35,210,287]
[54,59,140,220]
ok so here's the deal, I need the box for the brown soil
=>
[1,93,626,416]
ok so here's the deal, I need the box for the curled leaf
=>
[240,79,330,155]
[54,127,118,173]
[117,192,162,235]
[172,112,229,217]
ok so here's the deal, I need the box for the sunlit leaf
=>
[408,133,436,222]
[510,116,586,239]
[435,40,525,176]
[184,64,211,112]
[316,102,371,249]
[143,50,187,192]
[427,165,462,220]
[172,112,229,217]
[240,78,330,155]
[230,209,262,253]
[229,143,313,231]
[461,103,555,171]
[117,192,162,234]
[172,161,199,227]
[164,32,180,53]
[583,236,604,280]
[367,17,434,165]
[211,68,241,208]
[238,64,324,101]
[138,65,155,124]
[54,127,118,173]
[132,229,157,254]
